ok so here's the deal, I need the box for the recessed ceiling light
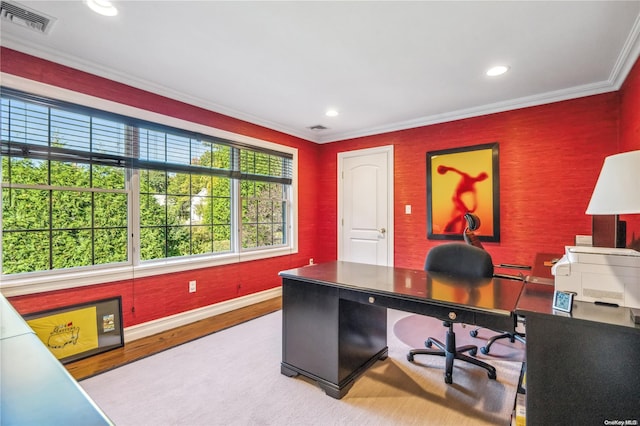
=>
[325,109,339,117]
[85,0,118,17]
[486,65,510,77]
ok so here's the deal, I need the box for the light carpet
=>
[81,309,521,426]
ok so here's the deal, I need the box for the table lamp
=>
[586,150,640,250]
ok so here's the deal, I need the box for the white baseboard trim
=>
[123,287,282,343]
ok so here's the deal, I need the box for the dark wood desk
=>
[279,261,524,398]
[517,282,640,425]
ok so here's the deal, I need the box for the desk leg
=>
[281,345,388,399]
[280,364,298,378]
[281,279,387,399]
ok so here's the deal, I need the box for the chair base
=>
[407,322,497,384]
[470,327,526,354]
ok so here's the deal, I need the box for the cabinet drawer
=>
[339,288,476,324]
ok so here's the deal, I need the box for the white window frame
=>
[0,73,298,297]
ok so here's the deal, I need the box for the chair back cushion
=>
[424,243,494,279]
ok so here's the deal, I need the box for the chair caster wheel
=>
[425,340,433,348]
[407,353,414,362]
[469,347,477,356]
[445,374,452,384]
[480,346,489,355]
[470,330,478,337]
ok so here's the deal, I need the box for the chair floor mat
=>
[393,314,525,362]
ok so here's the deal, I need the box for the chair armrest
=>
[496,263,531,270]
[494,272,525,281]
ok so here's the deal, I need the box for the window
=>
[137,128,234,260]
[1,99,129,273]
[241,181,287,249]
[1,87,294,279]
[240,149,290,250]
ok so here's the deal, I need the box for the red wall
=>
[2,48,639,326]
[620,56,640,152]
[317,94,625,270]
[1,48,320,324]
[619,56,640,241]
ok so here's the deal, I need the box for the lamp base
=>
[592,215,626,248]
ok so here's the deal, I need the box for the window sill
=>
[0,246,297,297]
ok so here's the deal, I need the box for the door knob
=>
[379,228,386,235]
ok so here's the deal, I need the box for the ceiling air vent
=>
[0,0,56,34]
[308,125,328,131]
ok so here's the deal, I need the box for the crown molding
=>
[0,36,319,143]
[3,15,639,146]
[315,79,618,144]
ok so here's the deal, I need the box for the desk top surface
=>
[1,295,113,426]
[517,281,640,331]
[1,294,33,340]
[1,333,114,426]
[280,261,524,316]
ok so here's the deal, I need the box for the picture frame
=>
[427,143,500,241]
[552,290,574,313]
[23,296,124,364]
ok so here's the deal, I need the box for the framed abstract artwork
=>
[427,143,500,241]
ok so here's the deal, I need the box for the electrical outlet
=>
[309,258,314,265]
[189,280,196,293]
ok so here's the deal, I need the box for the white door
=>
[338,146,393,266]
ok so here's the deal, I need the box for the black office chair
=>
[463,212,528,354]
[407,243,498,384]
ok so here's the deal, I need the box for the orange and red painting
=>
[427,143,500,241]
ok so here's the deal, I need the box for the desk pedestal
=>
[281,278,388,398]
[520,293,640,425]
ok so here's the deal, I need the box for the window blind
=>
[1,87,292,184]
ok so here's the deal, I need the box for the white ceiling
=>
[1,1,640,143]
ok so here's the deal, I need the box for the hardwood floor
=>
[65,297,282,381]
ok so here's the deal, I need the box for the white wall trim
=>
[123,287,282,343]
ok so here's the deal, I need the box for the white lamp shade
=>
[586,150,640,214]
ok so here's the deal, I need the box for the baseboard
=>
[123,287,282,343]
